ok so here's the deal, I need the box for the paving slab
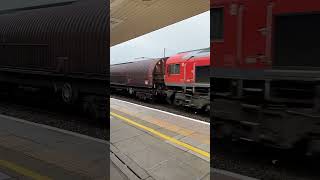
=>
[110,98,210,180]
[110,116,210,180]
[0,171,10,180]
[0,145,87,180]
[0,114,109,180]
[110,160,129,180]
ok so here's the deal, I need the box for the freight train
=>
[0,0,108,119]
[110,48,210,113]
[211,0,320,155]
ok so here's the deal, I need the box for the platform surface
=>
[110,98,260,180]
[0,97,258,180]
[110,98,210,180]
[0,113,110,180]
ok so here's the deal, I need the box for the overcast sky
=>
[111,11,210,64]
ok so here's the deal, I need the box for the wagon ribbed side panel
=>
[110,59,162,89]
[0,0,108,79]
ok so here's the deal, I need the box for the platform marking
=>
[110,112,210,158]
[0,160,52,180]
[111,98,210,126]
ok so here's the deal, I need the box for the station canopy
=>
[111,0,209,47]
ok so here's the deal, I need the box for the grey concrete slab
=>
[0,145,88,180]
[129,147,170,170]
[0,171,10,180]
[180,136,203,148]
[148,159,204,180]
[155,128,179,138]
[200,173,210,180]
[165,139,189,152]
[0,117,99,150]
[197,143,210,153]
[110,144,150,180]
[110,160,129,180]
[114,135,150,155]
[188,150,210,162]
[110,124,144,144]
[0,114,109,180]
[110,115,129,133]
[178,153,210,175]
[110,98,210,152]
[110,110,210,180]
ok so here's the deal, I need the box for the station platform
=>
[0,114,109,180]
[110,98,210,180]
[110,98,260,180]
[0,97,258,180]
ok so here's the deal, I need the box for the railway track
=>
[0,88,108,140]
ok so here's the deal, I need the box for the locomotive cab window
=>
[168,64,180,74]
[211,8,224,41]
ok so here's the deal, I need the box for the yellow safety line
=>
[0,160,52,180]
[110,112,210,158]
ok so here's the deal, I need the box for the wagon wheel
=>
[173,99,182,106]
[128,88,134,95]
[61,83,78,104]
[204,104,210,114]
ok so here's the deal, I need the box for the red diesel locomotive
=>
[111,48,210,112]
[211,0,320,154]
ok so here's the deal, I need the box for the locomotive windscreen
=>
[195,66,209,83]
[274,13,320,69]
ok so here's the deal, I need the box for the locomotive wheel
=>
[128,88,134,95]
[173,99,182,106]
[61,83,78,104]
[204,104,210,114]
